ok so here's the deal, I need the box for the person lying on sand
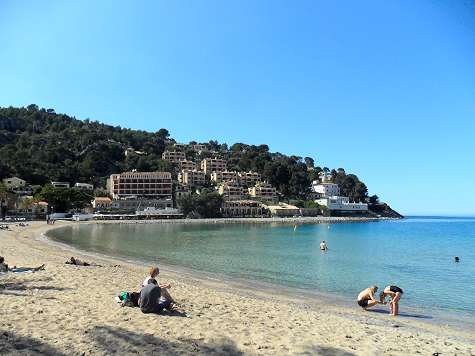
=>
[0,256,45,273]
[380,285,403,316]
[65,257,101,267]
[142,266,175,306]
[357,285,384,310]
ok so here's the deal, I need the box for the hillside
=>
[0,105,389,211]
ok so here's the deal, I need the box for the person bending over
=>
[357,285,384,310]
[380,285,403,316]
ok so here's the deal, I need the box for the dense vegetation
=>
[0,105,371,203]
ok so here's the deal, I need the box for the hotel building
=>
[108,171,172,199]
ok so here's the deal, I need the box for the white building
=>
[74,183,94,190]
[316,196,368,211]
[51,181,70,188]
[312,182,340,197]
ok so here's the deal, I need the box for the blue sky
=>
[1,1,474,216]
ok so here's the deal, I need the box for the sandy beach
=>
[0,221,473,355]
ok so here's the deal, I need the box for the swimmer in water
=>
[319,240,328,251]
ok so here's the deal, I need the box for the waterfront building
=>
[248,181,277,202]
[238,171,261,186]
[201,158,227,175]
[108,171,172,199]
[217,180,246,200]
[74,183,94,190]
[178,170,206,186]
[162,150,186,163]
[210,170,239,183]
[91,197,112,210]
[316,196,368,211]
[311,181,340,198]
[221,200,265,217]
[265,203,300,217]
[178,160,197,171]
[111,198,173,211]
[51,181,70,188]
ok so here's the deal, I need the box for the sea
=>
[47,217,475,322]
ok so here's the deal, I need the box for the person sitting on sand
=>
[357,285,384,310]
[142,267,175,305]
[0,256,45,273]
[320,240,328,251]
[139,283,172,314]
[380,285,403,316]
[65,257,101,267]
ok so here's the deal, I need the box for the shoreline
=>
[43,222,475,331]
[89,216,397,225]
[1,221,474,355]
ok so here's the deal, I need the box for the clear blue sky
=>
[1,1,474,216]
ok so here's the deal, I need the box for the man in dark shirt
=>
[139,284,171,314]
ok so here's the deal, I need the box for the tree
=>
[304,157,314,169]
[369,195,380,204]
[177,192,223,218]
[156,128,170,140]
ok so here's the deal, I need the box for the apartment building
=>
[238,171,261,186]
[162,150,186,163]
[201,158,227,175]
[108,171,172,199]
[210,170,239,183]
[248,181,277,202]
[217,180,246,200]
[178,160,197,171]
[178,170,206,186]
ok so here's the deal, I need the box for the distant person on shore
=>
[65,257,101,267]
[357,286,383,310]
[142,267,175,305]
[0,256,45,273]
[380,285,404,316]
[320,240,328,251]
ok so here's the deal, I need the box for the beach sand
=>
[0,221,473,355]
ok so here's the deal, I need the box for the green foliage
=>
[34,185,91,212]
[0,105,373,203]
[177,192,223,218]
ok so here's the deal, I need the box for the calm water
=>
[47,217,475,318]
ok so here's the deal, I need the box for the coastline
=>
[1,221,474,355]
[90,216,395,225]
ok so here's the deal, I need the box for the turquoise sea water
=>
[47,217,475,318]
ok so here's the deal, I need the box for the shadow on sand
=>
[91,325,244,355]
[0,330,66,356]
[367,308,432,319]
